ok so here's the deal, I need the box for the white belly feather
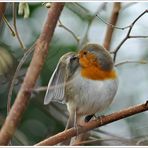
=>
[66,70,118,115]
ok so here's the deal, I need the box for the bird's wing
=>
[44,60,66,105]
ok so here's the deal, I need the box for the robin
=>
[44,43,118,140]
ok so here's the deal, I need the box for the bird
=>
[44,43,118,144]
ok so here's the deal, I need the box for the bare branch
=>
[12,3,26,50]
[0,2,6,24]
[0,3,65,145]
[97,9,148,61]
[35,101,148,146]
[115,60,148,67]
[129,35,148,39]
[103,2,121,50]
[78,3,106,48]
[2,15,15,36]
[113,10,148,62]
[96,14,130,30]
[32,86,47,93]
[58,19,80,43]
[7,44,35,114]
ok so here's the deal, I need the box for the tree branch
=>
[115,60,148,67]
[58,19,80,43]
[96,14,130,30]
[113,9,148,62]
[7,44,35,114]
[35,101,148,146]
[0,2,6,24]
[12,3,26,50]
[103,2,121,50]
[0,3,64,145]
[2,15,15,36]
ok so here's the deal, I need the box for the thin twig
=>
[35,101,148,146]
[103,2,121,50]
[115,60,148,67]
[97,9,148,61]
[96,14,130,30]
[58,19,80,43]
[78,3,106,48]
[31,86,47,93]
[12,3,26,50]
[2,15,15,36]
[7,44,35,114]
[113,10,148,62]
[0,2,6,25]
[0,3,65,145]
[129,35,148,39]
[0,3,6,16]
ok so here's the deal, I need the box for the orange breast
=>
[81,65,117,80]
[79,49,117,80]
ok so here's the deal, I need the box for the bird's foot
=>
[74,123,84,139]
[97,115,105,125]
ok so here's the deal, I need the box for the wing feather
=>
[44,61,66,105]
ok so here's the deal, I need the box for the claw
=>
[97,115,105,125]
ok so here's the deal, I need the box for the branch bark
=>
[0,2,6,24]
[35,101,148,146]
[12,3,26,50]
[0,3,64,145]
[103,2,121,50]
[113,9,148,62]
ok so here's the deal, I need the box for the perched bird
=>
[44,43,118,137]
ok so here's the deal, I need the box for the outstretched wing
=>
[44,60,66,105]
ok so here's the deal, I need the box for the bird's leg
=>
[72,114,91,145]
[71,113,86,145]
[65,116,74,130]
[74,110,79,139]
[62,110,75,145]
[74,109,77,129]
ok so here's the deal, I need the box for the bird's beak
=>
[71,54,79,60]
[68,52,80,64]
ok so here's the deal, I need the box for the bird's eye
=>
[83,51,87,55]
